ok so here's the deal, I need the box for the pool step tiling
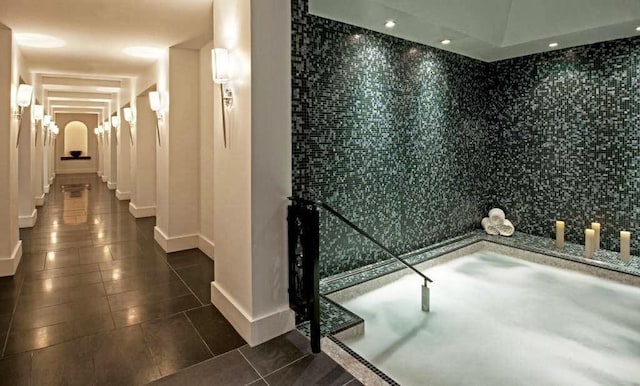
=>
[296,296,364,340]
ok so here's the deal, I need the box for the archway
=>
[63,121,88,157]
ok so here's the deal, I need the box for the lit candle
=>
[591,222,601,250]
[555,221,565,249]
[620,231,631,263]
[584,229,595,258]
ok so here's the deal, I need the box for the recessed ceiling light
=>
[15,33,65,48]
[123,46,164,59]
[385,20,396,28]
[549,42,559,48]
[441,39,451,45]
[636,26,640,32]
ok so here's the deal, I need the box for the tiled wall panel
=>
[293,0,640,277]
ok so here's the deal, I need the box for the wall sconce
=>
[111,116,121,145]
[149,91,163,146]
[212,48,234,148]
[49,123,59,146]
[123,107,135,145]
[111,116,120,129]
[15,84,33,147]
[32,104,43,147]
[43,116,51,144]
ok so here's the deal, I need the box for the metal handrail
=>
[288,197,433,285]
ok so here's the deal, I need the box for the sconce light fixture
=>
[149,91,163,146]
[123,107,135,145]
[111,116,120,128]
[48,122,59,146]
[212,48,234,148]
[15,84,33,147]
[33,104,43,147]
[43,115,51,144]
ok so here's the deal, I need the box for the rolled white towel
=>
[489,208,505,226]
[482,217,500,235]
[496,219,515,237]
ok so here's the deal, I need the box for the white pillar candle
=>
[620,231,631,263]
[591,222,601,250]
[555,221,565,249]
[584,229,595,258]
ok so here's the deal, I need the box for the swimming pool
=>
[330,251,640,385]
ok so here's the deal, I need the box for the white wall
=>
[211,0,294,346]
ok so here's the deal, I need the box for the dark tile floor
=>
[0,174,357,385]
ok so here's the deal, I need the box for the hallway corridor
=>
[0,174,242,385]
[0,174,357,385]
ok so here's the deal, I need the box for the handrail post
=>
[287,202,321,353]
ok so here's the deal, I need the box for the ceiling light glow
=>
[549,42,559,48]
[15,33,65,48]
[636,26,640,32]
[385,20,396,28]
[441,39,451,45]
[123,46,164,59]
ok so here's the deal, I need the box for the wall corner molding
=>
[115,190,131,200]
[0,241,23,277]
[154,226,199,253]
[18,209,38,228]
[212,282,295,347]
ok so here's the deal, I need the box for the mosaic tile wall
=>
[487,36,640,255]
[291,0,493,277]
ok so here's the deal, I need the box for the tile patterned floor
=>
[0,174,355,386]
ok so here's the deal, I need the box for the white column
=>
[18,106,37,228]
[96,132,103,177]
[33,120,44,206]
[129,95,157,218]
[199,42,215,258]
[153,47,201,252]
[211,0,294,346]
[0,27,23,276]
[42,129,50,194]
[102,130,110,183]
[116,113,132,200]
[108,125,117,190]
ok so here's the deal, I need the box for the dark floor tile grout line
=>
[183,310,214,357]
[259,352,312,380]
[238,348,270,386]
[1,273,26,358]
[162,255,207,307]
[138,322,165,381]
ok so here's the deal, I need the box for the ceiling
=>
[0,0,213,122]
[310,0,640,62]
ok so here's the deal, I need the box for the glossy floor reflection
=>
[0,174,238,385]
[0,174,357,386]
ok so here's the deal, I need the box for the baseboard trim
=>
[34,194,45,206]
[0,241,23,277]
[212,282,295,347]
[19,209,38,228]
[198,235,215,260]
[43,185,50,194]
[107,181,117,190]
[128,202,156,218]
[154,226,199,253]
[115,190,131,200]
[101,175,108,182]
